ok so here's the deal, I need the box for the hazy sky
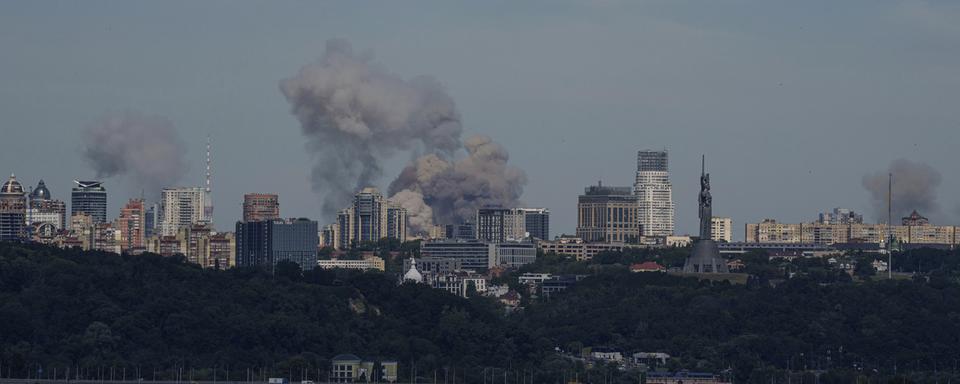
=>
[1,1,958,239]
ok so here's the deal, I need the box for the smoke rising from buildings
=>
[389,135,527,231]
[862,159,941,221]
[281,39,526,232]
[82,110,188,198]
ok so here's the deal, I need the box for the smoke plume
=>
[388,135,527,229]
[862,159,941,221]
[82,110,188,198]
[281,39,526,233]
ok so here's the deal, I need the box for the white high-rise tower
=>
[634,150,675,237]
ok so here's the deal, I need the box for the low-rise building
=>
[420,239,537,270]
[537,236,640,261]
[541,275,587,298]
[319,256,386,271]
[630,261,666,272]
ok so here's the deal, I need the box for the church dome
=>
[403,258,423,283]
[1,174,24,195]
[30,179,51,200]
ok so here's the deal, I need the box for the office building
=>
[444,221,477,240]
[333,188,407,249]
[419,239,536,270]
[476,207,549,242]
[576,182,640,243]
[711,217,733,243]
[236,218,319,271]
[420,240,492,270]
[159,187,207,236]
[242,193,279,222]
[0,174,27,241]
[493,241,537,268]
[144,203,159,239]
[634,150,675,237]
[116,199,146,253]
[71,180,107,224]
[520,208,550,240]
[476,207,520,242]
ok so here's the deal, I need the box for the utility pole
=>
[888,173,893,279]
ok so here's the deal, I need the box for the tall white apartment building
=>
[159,187,207,236]
[634,150,675,237]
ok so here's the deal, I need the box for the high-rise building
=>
[144,203,159,239]
[476,207,550,242]
[634,150,674,237]
[476,207,516,243]
[71,180,107,224]
[576,183,640,243]
[117,199,146,253]
[26,180,66,231]
[710,217,733,243]
[0,174,27,241]
[333,188,407,249]
[242,193,279,222]
[386,205,407,241]
[236,218,319,271]
[519,208,550,240]
[353,187,386,243]
[159,187,207,236]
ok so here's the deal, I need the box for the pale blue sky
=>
[1,1,958,238]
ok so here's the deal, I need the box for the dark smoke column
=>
[862,159,942,221]
[280,39,526,234]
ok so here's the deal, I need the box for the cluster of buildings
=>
[744,208,959,248]
[2,146,955,280]
[0,176,236,268]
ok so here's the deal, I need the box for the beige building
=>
[146,224,236,269]
[746,217,958,246]
[711,217,732,243]
[538,236,642,261]
[318,255,386,271]
[576,183,640,244]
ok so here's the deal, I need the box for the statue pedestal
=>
[683,239,729,273]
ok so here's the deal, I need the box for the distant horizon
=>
[2,1,958,239]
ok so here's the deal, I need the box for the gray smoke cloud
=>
[862,159,942,221]
[82,110,188,198]
[281,39,526,233]
[389,135,527,231]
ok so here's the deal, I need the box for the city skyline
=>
[1,1,959,239]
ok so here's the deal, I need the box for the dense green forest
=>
[1,242,960,383]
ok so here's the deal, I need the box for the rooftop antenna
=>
[204,134,214,224]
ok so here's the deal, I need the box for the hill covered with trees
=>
[1,242,959,383]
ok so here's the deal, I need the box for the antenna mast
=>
[204,135,214,225]
[888,173,892,279]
